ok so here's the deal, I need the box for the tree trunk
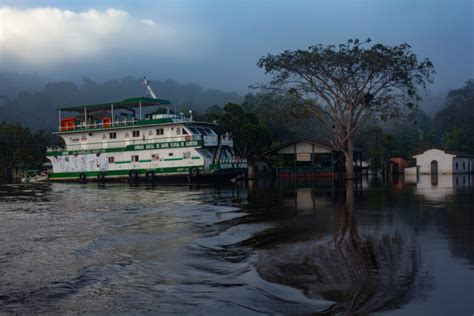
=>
[343,138,354,180]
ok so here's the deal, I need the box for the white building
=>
[405,148,474,175]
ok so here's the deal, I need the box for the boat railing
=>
[58,116,195,132]
[58,118,138,132]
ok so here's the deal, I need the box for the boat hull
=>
[48,167,247,183]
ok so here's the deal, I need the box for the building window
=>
[108,156,115,163]
[156,128,164,135]
[131,155,139,162]
[456,162,459,170]
[109,132,117,139]
[132,130,140,137]
[183,151,191,159]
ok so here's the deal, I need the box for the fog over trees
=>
[0,73,242,132]
[1,71,473,170]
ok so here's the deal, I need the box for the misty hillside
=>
[0,72,50,97]
[0,74,243,132]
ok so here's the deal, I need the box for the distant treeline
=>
[0,74,242,132]
[0,122,47,180]
[1,72,473,177]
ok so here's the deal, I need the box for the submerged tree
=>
[257,39,434,178]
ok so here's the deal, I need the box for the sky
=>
[0,0,472,93]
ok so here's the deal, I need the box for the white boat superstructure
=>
[46,83,247,181]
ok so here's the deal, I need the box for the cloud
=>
[0,6,204,68]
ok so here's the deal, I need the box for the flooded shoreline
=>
[0,176,473,314]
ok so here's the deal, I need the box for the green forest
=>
[1,73,473,179]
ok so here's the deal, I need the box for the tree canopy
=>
[257,39,435,178]
[0,122,47,180]
[434,79,474,153]
[201,103,272,161]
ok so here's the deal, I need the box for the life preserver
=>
[185,135,191,141]
[189,167,200,177]
[79,173,87,181]
[97,172,106,181]
[129,170,139,180]
[145,171,155,179]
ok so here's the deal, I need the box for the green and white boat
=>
[46,80,247,182]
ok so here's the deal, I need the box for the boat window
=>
[131,155,139,162]
[183,151,191,159]
[182,128,189,135]
[176,127,181,135]
[108,156,115,163]
[156,128,164,135]
[197,128,208,136]
[169,152,174,157]
[109,132,117,139]
[205,128,214,135]
[189,127,199,134]
[132,130,140,137]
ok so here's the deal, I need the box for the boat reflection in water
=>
[245,178,430,314]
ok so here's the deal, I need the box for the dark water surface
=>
[0,176,473,314]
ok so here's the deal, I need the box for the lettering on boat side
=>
[134,141,197,150]
[48,140,202,156]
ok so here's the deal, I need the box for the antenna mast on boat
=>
[143,76,170,114]
[142,77,158,99]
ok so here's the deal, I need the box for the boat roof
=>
[57,97,171,113]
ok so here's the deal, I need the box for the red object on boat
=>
[60,118,76,131]
[103,117,112,128]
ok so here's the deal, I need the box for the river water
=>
[0,175,473,314]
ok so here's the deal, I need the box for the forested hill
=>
[0,74,243,132]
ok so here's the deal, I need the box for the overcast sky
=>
[0,0,472,93]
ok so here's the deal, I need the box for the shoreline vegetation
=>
[1,41,473,181]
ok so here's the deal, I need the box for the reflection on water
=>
[253,182,430,315]
[0,176,473,314]
[406,174,474,201]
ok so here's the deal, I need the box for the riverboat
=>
[46,80,247,182]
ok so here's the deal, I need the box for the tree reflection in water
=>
[255,181,431,315]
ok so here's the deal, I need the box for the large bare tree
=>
[257,39,434,179]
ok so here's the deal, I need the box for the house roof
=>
[265,138,333,155]
[58,97,171,112]
[413,148,474,158]
[265,137,362,155]
[445,150,474,158]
